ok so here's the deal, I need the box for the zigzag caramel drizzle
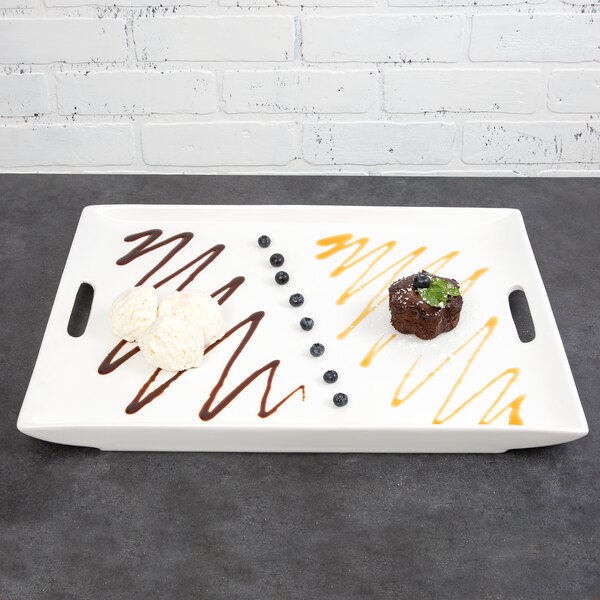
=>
[316,233,524,425]
[99,229,304,420]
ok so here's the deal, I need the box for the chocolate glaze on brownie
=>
[388,271,463,340]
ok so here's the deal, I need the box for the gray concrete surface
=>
[1,175,598,599]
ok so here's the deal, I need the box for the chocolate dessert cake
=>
[388,271,463,340]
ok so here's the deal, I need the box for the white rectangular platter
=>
[18,205,588,452]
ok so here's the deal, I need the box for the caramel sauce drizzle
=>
[482,392,525,426]
[100,229,303,421]
[360,334,396,368]
[460,268,489,294]
[392,316,524,425]
[316,233,521,425]
[316,233,485,341]
[316,234,401,305]
[351,249,464,369]
[423,251,460,274]
[316,233,426,339]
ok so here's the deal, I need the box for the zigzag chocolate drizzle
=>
[99,229,304,421]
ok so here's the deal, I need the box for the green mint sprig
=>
[417,277,461,308]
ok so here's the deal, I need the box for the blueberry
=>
[323,370,338,384]
[270,253,284,267]
[310,343,325,357]
[413,272,431,289]
[300,317,314,331]
[258,235,271,248]
[275,271,289,285]
[289,293,304,307]
[333,393,348,407]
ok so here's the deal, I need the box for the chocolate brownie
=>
[388,271,463,340]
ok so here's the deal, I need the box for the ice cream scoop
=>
[110,286,158,342]
[158,290,224,347]
[138,315,205,372]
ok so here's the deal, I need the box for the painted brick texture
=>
[0,125,134,167]
[303,122,455,164]
[0,0,34,7]
[223,70,377,114]
[384,69,543,114]
[134,17,295,62]
[463,122,600,164]
[142,122,298,166]
[0,74,50,117]
[0,20,127,64]
[470,15,600,62]
[548,71,600,113]
[302,16,464,63]
[1,5,599,175]
[56,71,217,115]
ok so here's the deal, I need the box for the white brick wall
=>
[548,70,600,113]
[0,19,127,64]
[384,69,543,114]
[463,122,600,164]
[134,17,295,62]
[303,122,455,164]
[302,16,464,63]
[0,124,134,167]
[0,0,34,8]
[0,74,50,116]
[0,4,599,175]
[56,71,217,115]
[223,70,377,113]
[142,122,298,166]
[470,15,600,63]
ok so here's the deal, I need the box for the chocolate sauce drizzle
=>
[97,276,245,376]
[100,229,303,421]
[117,228,225,290]
[210,276,246,306]
[125,311,305,419]
[199,311,305,421]
[98,229,235,376]
[117,229,194,287]
[98,340,140,375]
[126,368,184,414]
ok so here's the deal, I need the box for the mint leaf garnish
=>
[417,277,461,308]
[418,285,447,308]
[436,278,461,297]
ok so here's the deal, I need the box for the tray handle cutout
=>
[509,288,535,343]
[67,283,94,338]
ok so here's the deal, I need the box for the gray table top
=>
[1,175,598,600]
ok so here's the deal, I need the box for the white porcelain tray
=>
[17,205,588,452]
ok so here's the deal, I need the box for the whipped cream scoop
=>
[158,290,224,347]
[138,315,205,372]
[109,286,158,342]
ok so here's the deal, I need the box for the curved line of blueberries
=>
[257,234,348,408]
